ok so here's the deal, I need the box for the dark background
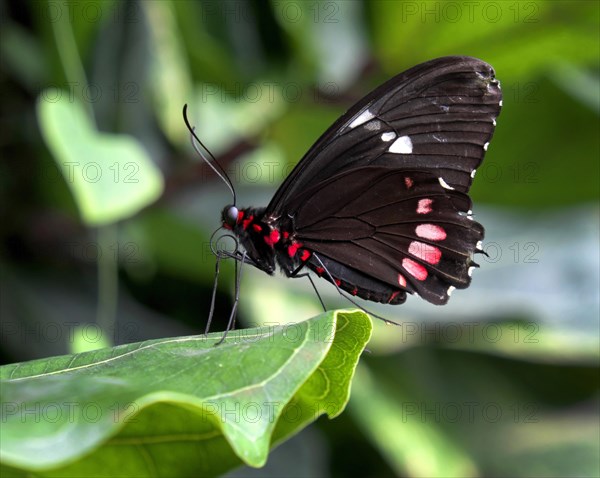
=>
[1,1,598,476]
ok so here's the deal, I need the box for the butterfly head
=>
[220,205,276,274]
[222,205,239,230]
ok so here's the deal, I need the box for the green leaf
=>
[37,90,164,226]
[0,310,371,476]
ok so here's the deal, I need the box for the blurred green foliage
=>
[0,1,598,477]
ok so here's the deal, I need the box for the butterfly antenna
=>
[183,104,237,205]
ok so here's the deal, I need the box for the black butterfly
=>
[186,56,501,330]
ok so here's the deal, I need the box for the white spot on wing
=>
[493,119,497,126]
[389,135,413,154]
[349,109,375,129]
[476,240,483,250]
[381,131,396,142]
[365,120,381,131]
[438,177,455,190]
[470,169,477,178]
[499,100,503,107]
[447,286,456,296]
[468,266,475,277]
[483,142,489,151]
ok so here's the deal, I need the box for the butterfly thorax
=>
[221,206,309,276]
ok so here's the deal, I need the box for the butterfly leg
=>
[312,253,400,326]
[215,250,247,346]
[204,253,222,335]
[288,264,327,312]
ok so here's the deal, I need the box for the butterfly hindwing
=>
[294,167,483,305]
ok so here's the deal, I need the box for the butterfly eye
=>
[224,206,239,227]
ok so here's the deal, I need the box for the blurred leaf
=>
[240,266,323,327]
[358,346,599,478]
[551,62,600,113]
[269,100,341,171]
[171,2,239,84]
[350,364,478,478]
[143,0,194,145]
[0,21,48,90]
[485,413,600,477]
[133,207,216,283]
[234,141,288,187]
[70,324,111,354]
[190,81,286,156]
[65,0,116,61]
[372,1,599,78]
[271,0,368,89]
[0,310,371,476]
[37,91,164,226]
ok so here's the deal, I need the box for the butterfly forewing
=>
[265,56,501,218]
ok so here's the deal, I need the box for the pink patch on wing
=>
[404,177,413,189]
[402,258,428,281]
[397,273,407,288]
[409,241,442,265]
[417,198,433,214]
[415,224,447,241]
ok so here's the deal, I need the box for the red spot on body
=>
[334,279,341,287]
[398,274,407,288]
[283,231,289,239]
[300,250,311,261]
[408,241,442,265]
[417,198,433,214]
[404,177,413,189]
[252,224,262,232]
[264,229,280,247]
[287,242,303,257]
[388,291,400,303]
[416,224,447,241]
[351,287,358,296]
[237,210,245,224]
[223,223,232,230]
[402,258,428,281]
[315,266,325,275]
[242,215,254,230]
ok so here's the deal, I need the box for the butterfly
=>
[185,56,501,332]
